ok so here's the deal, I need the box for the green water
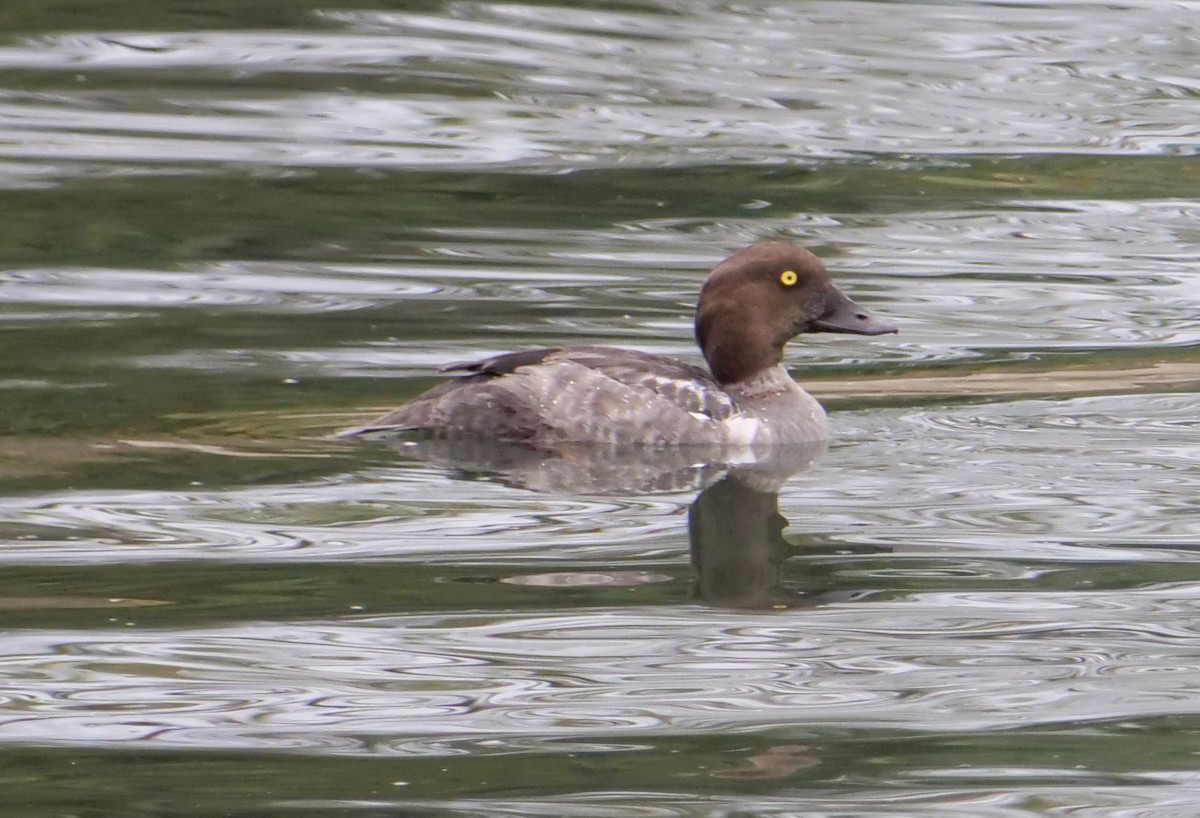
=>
[2,1,1200,816]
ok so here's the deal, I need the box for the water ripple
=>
[0,2,1198,173]
[278,789,1200,818]
[0,471,691,564]
[4,594,1200,754]
[818,392,1200,553]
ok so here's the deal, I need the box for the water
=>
[2,1,1200,816]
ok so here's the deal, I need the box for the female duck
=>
[338,242,896,446]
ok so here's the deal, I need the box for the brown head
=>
[694,242,897,385]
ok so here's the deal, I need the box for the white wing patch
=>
[721,415,762,446]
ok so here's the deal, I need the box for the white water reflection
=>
[5,589,1200,754]
[0,2,1197,174]
[288,786,1200,818]
[0,261,624,312]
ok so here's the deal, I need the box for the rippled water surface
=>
[2,1,1200,816]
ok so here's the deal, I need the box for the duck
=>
[337,241,897,447]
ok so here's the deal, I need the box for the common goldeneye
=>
[338,242,897,446]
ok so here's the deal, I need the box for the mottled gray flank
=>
[344,349,829,446]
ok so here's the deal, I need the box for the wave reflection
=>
[6,594,1200,755]
[0,2,1198,173]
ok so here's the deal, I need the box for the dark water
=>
[3,1,1200,816]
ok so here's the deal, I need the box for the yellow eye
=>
[779,269,798,287]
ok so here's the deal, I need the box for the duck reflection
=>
[688,450,809,609]
[381,437,877,608]
[682,442,817,608]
